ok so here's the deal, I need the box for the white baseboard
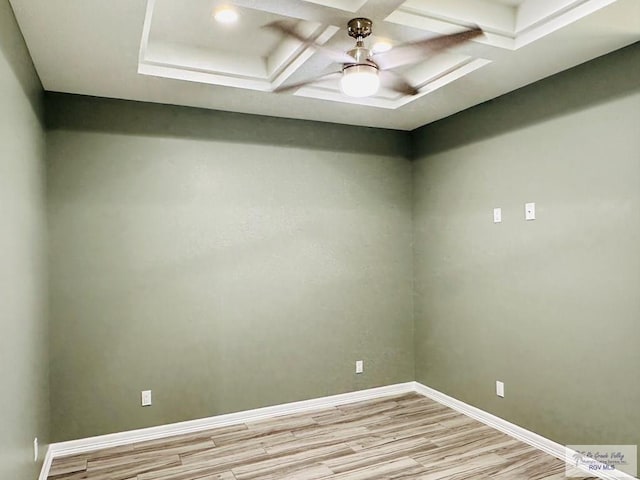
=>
[40,381,636,480]
[38,446,53,480]
[42,382,414,468]
[413,382,636,480]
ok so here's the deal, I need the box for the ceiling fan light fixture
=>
[340,64,380,98]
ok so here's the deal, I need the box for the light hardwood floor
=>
[48,393,597,480]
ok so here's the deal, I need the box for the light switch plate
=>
[493,208,502,223]
[355,360,363,374]
[496,381,505,398]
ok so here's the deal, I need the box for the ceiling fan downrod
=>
[345,18,375,65]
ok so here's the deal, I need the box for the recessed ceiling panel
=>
[387,0,620,50]
[149,1,282,56]
[139,0,339,92]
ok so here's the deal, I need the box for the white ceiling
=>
[492,0,527,7]
[9,0,640,130]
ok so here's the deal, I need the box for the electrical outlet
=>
[496,381,505,398]
[33,437,38,462]
[355,360,364,374]
[141,390,152,407]
[525,202,536,220]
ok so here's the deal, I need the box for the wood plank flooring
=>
[48,393,598,480]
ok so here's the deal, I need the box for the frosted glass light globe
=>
[340,64,380,98]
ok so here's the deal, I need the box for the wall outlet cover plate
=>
[141,390,152,406]
[525,202,536,220]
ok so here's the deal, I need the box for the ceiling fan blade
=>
[265,21,356,64]
[373,26,484,70]
[379,70,419,96]
[273,71,342,93]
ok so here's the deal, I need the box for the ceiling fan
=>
[267,18,483,98]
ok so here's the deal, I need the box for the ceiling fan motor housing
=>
[346,46,376,66]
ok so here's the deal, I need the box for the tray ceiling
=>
[9,0,640,130]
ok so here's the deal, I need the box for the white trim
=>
[45,382,414,459]
[38,446,53,480]
[40,381,636,480]
[413,382,636,480]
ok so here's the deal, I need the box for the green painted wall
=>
[413,43,640,448]
[40,40,640,449]
[0,1,49,478]
[46,96,414,441]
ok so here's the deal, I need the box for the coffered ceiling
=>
[9,0,640,130]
